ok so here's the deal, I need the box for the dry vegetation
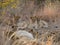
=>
[0,0,60,45]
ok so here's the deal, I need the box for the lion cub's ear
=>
[30,16,37,19]
[30,16,36,22]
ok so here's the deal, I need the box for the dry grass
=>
[0,25,60,45]
[0,0,60,45]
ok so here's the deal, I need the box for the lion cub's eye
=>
[12,25,14,28]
